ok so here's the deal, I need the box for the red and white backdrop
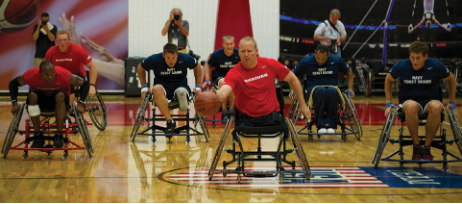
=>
[0,0,128,91]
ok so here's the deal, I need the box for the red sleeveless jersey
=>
[44,43,92,77]
[23,66,71,96]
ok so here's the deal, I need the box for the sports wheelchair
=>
[130,92,210,143]
[372,105,462,171]
[287,85,362,142]
[208,112,310,183]
[2,103,94,159]
[74,75,108,131]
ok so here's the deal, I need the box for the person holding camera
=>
[161,8,189,54]
[313,9,347,57]
[136,43,202,135]
[32,12,57,67]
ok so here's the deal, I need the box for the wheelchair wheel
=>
[130,93,151,142]
[208,116,234,181]
[285,117,311,180]
[372,108,397,167]
[74,103,93,158]
[343,93,363,140]
[286,99,300,124]
[86,90,108,131]
[196,114,210,142]
[2,104,25,157]
[447,109,462,155]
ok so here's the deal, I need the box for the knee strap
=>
[28,105,41,117]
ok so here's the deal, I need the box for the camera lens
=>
[174,14,180,20]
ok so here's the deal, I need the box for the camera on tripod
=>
[188,50,201,61]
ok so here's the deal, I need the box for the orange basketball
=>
[194,91,220,117]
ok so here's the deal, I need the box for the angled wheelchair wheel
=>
[447,109,462,155]
[285,117,311,179]
[196,114,210,142]
[2,104,25,157]
[74,103,93,157]
[286,99,300,125]
[343,93,363,140]
[130,93,151,142]
[208,116,234,181]
[372,108,397,167]
[86,90,108,131]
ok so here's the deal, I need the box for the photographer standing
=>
[314,9,347,57]
[161,8,189,54]
[32,12,57,67]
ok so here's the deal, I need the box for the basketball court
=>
[0,95,461,202]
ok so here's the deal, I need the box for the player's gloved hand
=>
[202,79,211,91]
[140,85,148,100]
[289,90,295,99]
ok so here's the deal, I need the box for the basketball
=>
[0,0,38,32]
[194,91,220,117]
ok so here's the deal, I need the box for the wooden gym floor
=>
[0,95,461,203]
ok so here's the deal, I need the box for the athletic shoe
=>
[412,144,428,161]
[53,132,64,148]
[166,119,176,135]
[327,128,336,134]
[31,132,45,148]
[318,128,328,134]
[421,146,433,161]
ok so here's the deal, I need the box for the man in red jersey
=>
[216,36,309,128]
[9,61,89,148]
[45,30,97,105]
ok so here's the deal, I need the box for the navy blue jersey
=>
[207,48,240,79]
[293,55,349,94]
[389,58,450,101]
[140,52,197,88]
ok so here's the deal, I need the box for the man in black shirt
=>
[32,12,57,67]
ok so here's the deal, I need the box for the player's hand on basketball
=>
[288,90,295,99]
[76,103,85,114]
[11,102,19,115]
[89,85,96,97]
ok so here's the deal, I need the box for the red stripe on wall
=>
[214,0,253,50]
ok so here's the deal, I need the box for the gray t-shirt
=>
[165,20,189,47]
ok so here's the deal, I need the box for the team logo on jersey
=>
[244,73,268,83]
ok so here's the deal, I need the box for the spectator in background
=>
[32,12,57,67]
[314,9,347,57]
[161,8,189,54]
